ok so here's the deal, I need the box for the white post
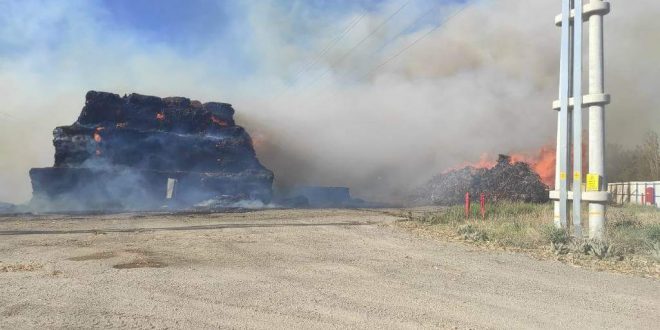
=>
[554,126,562,228]
[572,0,583,237]
[588,0,608,239]
[557,0,572,229]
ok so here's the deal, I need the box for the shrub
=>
[457,224,489,241]
[543,225,570,254]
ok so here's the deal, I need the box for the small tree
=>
[607,131,660,182]
[636,131,660,180]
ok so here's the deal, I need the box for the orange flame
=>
[449,145,557,187]
[211,115,228,127]
[92,127,104,156]
[251,132,266,149]
[93,127,104,143]
[509,146,556,186]
[444,154,496,173]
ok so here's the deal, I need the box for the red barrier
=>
[480,193,486,220]
[646,187,655,205]
[465,192,470,219]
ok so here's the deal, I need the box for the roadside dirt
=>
[0,209,658,329]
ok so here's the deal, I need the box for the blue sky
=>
[90,0,463,78]
[0,0,467,82]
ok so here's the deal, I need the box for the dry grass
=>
[400,202,660,278]
[0,262,43,273]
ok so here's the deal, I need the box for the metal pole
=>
[588,0,607,239]
[558,0,572,228]
[572,0,583,238]
[554,125,561,228]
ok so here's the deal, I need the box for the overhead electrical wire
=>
[361,1,474,79]
[360,0,451,65]
[303,0,476,106]
[274,0,476,110]
[307,0,462,96]
[271,12,367,104]
[0,111,18,121]
[289,13,366,82]
[294,0,413,92]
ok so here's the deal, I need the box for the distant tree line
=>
[607,131,660,182]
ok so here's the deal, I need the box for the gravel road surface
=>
[0,209,658,329]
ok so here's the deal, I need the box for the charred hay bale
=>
[52,125,260,172]
[30,90,273,211]
[75,91,237,133]
[77,91,124,125]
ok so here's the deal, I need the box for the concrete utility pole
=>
[551,0,610,239]
[556,0,572,230]
[587,0,609,239]
[573,0,583,238]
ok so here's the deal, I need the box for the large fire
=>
[450,145,557,187]
[511,146,556,186]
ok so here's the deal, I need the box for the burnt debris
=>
[411,155,550,205]
[30,91,274,211]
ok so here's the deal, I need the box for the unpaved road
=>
[0,209,658,329]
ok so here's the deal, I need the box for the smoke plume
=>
[0,0,658,204]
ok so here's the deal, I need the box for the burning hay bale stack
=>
[411,155,550,206]
[29,91,274,211]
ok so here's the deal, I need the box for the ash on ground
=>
[411,155,550,206]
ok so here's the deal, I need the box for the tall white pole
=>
[554,126,561,228]
[588,0,608,239]
[557,0,572,228]
[572,0,583,237]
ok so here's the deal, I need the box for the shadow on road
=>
[0,221,376,236]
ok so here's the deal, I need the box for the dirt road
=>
[0,209,658,329]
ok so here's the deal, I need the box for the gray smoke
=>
[0,0,658,204]
[240,0,660,202]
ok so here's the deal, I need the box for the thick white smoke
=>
[241,0,660,201]
[0,0,658,204]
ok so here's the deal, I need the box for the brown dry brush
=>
[410,155,549,206]
[408,202,660,264]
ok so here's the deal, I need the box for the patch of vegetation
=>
[404,201,660,277]
[457,224,489,241]
[543,225,570,254]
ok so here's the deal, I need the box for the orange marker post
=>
[480,193,486,220]
[465,192,470,219]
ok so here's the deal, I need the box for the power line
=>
[272,12,367,103]
[297,0,413,92]
[304,1,476,107]
[315,0,465,89]
[362,1,474,79]
[0,111,18,121]
[362,1,447,63]
[289,13,366,82]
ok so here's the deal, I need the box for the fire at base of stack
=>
[29,91,274,211]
